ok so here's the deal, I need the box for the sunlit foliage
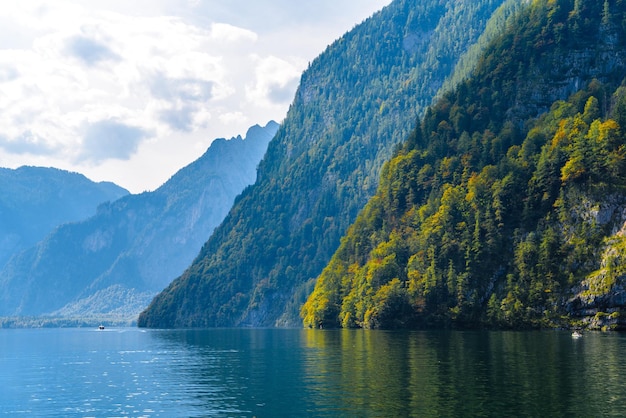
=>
[303,0,626,329]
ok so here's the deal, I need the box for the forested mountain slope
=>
[0,167,128,269]
[138,0,521,328]
[0,122,276,322]
[302,0,626,330]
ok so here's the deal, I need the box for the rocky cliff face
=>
[566,195,626,330]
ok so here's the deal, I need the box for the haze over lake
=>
[1,328,625,417]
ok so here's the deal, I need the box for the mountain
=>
[302,0,626,330]
[0,166,128,269]
[0,121,277,323]
[138,0,522,328]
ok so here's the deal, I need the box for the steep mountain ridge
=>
[0,122,277,323]
[302,0,626,330]
[139,0,522,328]
[0,166,128,269]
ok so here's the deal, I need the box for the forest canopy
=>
[302,0,626,330]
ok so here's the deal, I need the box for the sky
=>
[0,0,392,193]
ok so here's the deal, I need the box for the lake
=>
[1,328,625,417]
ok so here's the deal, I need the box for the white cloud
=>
[0,0,392,193]
[219,111,246,126]
[80,119,151,162]
[0,5,236,162]
[209,22,258,43]
[246,55,302,107]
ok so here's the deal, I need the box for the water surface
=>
[1,328,624,416]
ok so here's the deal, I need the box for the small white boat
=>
[98,325,105,330]
[571,331,582,338]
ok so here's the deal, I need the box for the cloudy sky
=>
[0,0,391,193]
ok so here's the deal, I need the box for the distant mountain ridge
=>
[0,121,278,323]
[0,166,128,269]
[138,0,521,328]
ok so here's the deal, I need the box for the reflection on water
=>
[2,328,626,417]
[301,330,626,417]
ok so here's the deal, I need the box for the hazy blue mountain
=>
[0,166,128,269]
[138,0,521,328]
[0,121,277,323]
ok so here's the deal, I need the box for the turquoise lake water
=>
[1,327,625,417]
